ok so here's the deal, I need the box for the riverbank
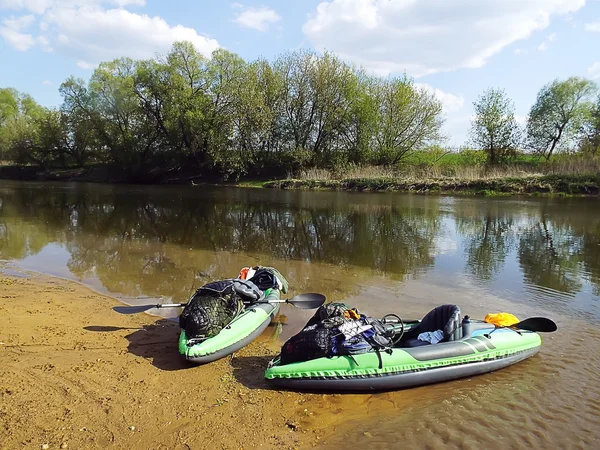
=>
[264,174,600,196]
[1,164,599,196]
[0,270,328,449]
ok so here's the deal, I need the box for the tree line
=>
[0,42,443,180]
[1,40,599,179]
[470,77,599,164]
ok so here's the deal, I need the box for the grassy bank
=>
[2,158,599,196]
[264,174,600,196]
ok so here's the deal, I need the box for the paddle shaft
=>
[113,292,326,314]
[156,298,313,308]
[154,303,187,309]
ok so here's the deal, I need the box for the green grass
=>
[264,174,600,197]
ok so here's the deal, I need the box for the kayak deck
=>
[180,289,280,364]
[265,320,542,391]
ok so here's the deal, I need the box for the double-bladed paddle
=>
[112,292,326,315]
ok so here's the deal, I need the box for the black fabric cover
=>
[280,325,341,365]
[247,269,278,291]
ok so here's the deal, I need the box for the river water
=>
[1,181,599,449]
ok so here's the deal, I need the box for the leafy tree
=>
[0,88,19,160]
[134,42,212,167]
[371,77,443,165]
[3,41,447,177]
[578,94,600,155]
[526,77,597,160]
[0,89,56,166]
[469,88,521,164]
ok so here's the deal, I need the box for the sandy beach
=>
[0,271,329,450]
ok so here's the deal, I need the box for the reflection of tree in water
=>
[0,188,66,260]
[518,218,583,294]
[0,185,440,299]
[3,185,600,300]
[456,209,515,281]
[582,224,600,297]
[450,199,600,298]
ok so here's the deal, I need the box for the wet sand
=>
[0,271,327,449]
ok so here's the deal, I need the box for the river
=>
[1,181,599,449]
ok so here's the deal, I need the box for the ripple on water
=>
[313,315,600,450]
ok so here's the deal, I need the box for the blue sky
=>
[1,0,599,146]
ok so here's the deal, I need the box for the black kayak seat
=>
[404,304,462,347]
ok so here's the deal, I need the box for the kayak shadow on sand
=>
[85,320,191,371]
[230,355,277,390]
[124,319,192,371]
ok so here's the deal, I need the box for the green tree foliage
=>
[526,77,597,160]
[469,88,521,164]
[578,94,600,155]
[371,77,443,165]
[1,42,446,178]
[0,88,60,166]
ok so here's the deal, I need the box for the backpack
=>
[279,304,394,364]
[179,280,244,340]
[279,303,351,364]
[279,324,343,365]
[337,316,393,356]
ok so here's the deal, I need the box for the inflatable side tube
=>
[268,345,539,392]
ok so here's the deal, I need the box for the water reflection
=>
[0,182,599,319]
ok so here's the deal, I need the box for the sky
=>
[1,0,599,146]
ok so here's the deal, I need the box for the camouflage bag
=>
[179,280,244,340]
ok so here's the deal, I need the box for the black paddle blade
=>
[512,317,557,333]
[287,293,326,310]
[112,304,159,315]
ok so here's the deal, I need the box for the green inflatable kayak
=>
[179,288,281,364]
[265,306,552,391]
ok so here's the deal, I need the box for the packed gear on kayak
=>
[280,302,395,365]
[179,263,291,341]
[238,266,289,293]
[266,304,556,392]
[179,266,291,364]
[179,275,278,341]
[179,280,246,340]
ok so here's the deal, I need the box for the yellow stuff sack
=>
[484,312,520,327]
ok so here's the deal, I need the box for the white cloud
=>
[303,0,586,77]
[0,2,219,66]
[415,83,464,113]
[537,32,556,51]
[0,1,146,15]
[0,0,50,15]
[585,22,600,32]
[0,26,34,49]
[2,13,35,29]
[588,62,600,80]
[41,79,52,85]
[234,6,280,31]
[0,13,35,50]
[76,59,95,69]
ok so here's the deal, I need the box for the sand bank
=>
[0,271,330,449]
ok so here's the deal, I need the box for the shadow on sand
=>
[85,319,192,371]
[84,325,141,332]
[230,355,277,390]
[124,319,192,371]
